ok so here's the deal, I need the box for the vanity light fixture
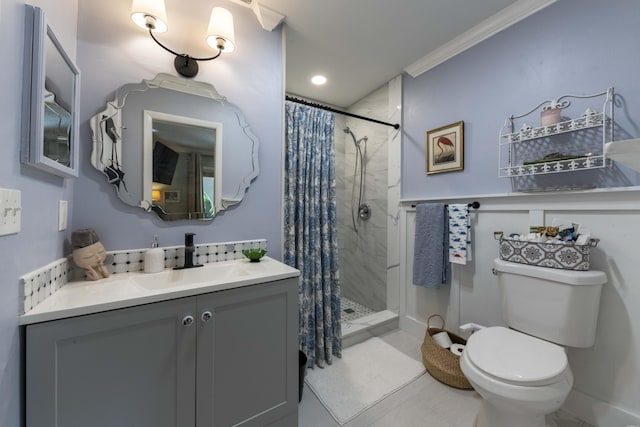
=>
[130,0,235,78]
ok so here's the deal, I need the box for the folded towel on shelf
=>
[448,204,472,265]
[413,203,449,288]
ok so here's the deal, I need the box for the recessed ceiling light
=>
[311,75,327,85]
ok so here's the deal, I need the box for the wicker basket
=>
[421,314,473,390]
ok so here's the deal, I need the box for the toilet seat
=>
[466,327,568,386]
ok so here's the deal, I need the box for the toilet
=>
[460,258,607,427]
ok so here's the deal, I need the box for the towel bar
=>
[411,201,480,209]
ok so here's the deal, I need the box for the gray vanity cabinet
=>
[26,278,298,427]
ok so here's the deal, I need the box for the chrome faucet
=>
[174,233,203,270]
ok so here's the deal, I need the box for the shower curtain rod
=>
[285,95,401,130]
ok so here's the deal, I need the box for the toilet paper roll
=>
[450,343,465,356]
[432,331,453,349]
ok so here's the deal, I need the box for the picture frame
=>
[426,121,464,174]
[21,5,80,178]
[164,191,180,203]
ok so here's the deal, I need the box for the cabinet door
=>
[26,297,197,427]
[196,279,298,427]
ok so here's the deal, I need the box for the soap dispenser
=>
[144,235,164,274]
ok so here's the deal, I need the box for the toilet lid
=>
[466,327,568,386]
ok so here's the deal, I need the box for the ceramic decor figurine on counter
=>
[71,228,109,280]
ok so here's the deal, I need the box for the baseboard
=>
[399,314,429,340]
[400,313,466,341]
[563,388,640,427]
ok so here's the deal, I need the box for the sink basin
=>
[132,260,251,291]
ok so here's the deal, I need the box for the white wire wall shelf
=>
[499,88,614,179]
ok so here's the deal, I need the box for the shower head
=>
[344,127,367,147]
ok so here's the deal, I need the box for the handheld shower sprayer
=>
[343,127,371,232]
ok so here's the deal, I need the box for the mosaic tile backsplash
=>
[20,258,73,314]
[20,239,267,315]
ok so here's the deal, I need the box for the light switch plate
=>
[0,188,21,236]
[58,200,68,231]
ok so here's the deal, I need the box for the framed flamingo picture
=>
[426,121,464,174]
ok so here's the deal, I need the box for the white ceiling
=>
[85,0,554,109]
[254,0,524,107]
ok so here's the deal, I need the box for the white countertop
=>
[19,257,300,326]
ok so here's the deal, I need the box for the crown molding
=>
[404,0,557,78]
[253,3,285,31]
[226,0,285,31]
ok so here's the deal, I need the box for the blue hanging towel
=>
[412,203,450,288]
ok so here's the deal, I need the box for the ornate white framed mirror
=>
[90,73,259,221]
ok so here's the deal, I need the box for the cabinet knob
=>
[182,315,194,326]
[201,311,213,323]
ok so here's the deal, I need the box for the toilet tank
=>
[493,258,606,348]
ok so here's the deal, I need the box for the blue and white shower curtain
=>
[284,101,342,367]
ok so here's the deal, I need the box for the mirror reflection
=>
[43,30,75,167]
[43,90,72,167]
[145,112,221,220]
[90,74,259,221]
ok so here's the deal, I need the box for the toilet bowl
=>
[462,259,607,427]
[460,326,573,427]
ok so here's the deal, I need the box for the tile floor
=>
[298,329,593,427]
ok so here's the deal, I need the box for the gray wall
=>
[73,1,284,255]
[0,1,78,426]
[337,85,389,312]
[402,0,640,200]
[0,1,282,425]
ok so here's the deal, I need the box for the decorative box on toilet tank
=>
[495,232,599,271]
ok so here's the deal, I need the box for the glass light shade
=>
[131,0,168,33]
[151,189,162,201]
[206,7,235,53]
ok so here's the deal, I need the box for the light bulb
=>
[206,7,235,53]
[131,0,168,32]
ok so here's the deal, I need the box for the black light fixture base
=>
[146,25,227,79]
[174,55,199,78]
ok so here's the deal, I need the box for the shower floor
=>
[341,297,376,323]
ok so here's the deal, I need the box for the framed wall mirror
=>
[90,74,259,221]
[21,5,80,178]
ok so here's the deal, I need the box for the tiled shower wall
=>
[335,85,390,312]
